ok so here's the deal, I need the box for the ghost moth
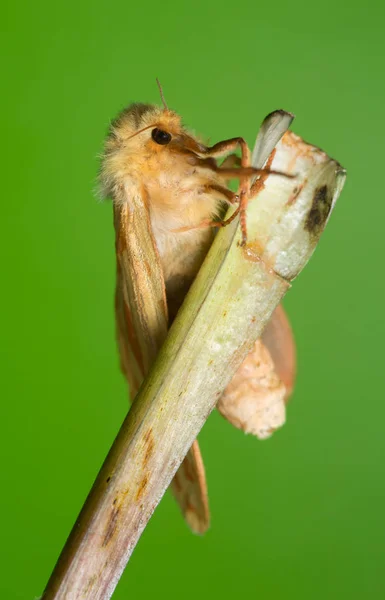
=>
[100,94,296,534]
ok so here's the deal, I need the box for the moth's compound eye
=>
[151,128,172,145]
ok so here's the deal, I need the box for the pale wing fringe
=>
[261,304,296,398]
[42,114,346,600]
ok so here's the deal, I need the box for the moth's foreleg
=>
[238,142,251,246]
[200,138,252,245]
[220,153,241,169]
[202,137,249,161]
[204,184,239,206]
[170,184,240,234]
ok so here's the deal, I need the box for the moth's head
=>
[104,102,205,158]
[100,83,208,200]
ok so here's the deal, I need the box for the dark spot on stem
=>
[135,474,149,501]
[102,505,121,547]
[305,185,332,236]
[142,429,155,467]
[84,574,98,594]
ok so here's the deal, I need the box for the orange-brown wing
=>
[217,305,296,439]
[261,304,296,399]
[171,440,209,535]
[115,259,144,397]
[114,199,168,375]
[114,199,210,534]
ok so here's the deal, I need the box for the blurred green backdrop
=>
[2,1,385,598]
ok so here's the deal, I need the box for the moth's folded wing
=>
[261,304,296,400]
[170,440,210,535]
[114,202,210,534]
[217,305,296,439]
[115,262,144,397]
[116,266,209,534]
[114,201,168,376]
[217,338,287,439]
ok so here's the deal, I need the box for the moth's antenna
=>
[156,78,168,110]
[126,124,156,140]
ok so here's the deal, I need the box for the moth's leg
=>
[220,153,241,169]
[216,157,277,267]
[197,141,294,182]
[214,205,241,228]
[209,141,252,244]
[202,137,249,161]
[240,151,291,273]
[171,184,240,234]
[197,164,293,245]
[171,209,241,234]
[201,138,252,244]
[171,196,239,236]
[176,168,251,239]
[213,166,293,179]
[188,142,293,240]
[204,183,239,206]
[248,150,276,199]
[238,143,251,246]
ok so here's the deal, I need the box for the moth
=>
[100,83,296,534]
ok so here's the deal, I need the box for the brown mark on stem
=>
[142,428,155,467]
[305,185,332,235]
[135,474,149,501]
[102,505,121,547]
[286,180,305,206]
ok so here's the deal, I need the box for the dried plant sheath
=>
[42,115,345,600]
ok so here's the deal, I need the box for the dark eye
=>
[151,128,172,145]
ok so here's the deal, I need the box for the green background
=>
[2,1,385,598]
